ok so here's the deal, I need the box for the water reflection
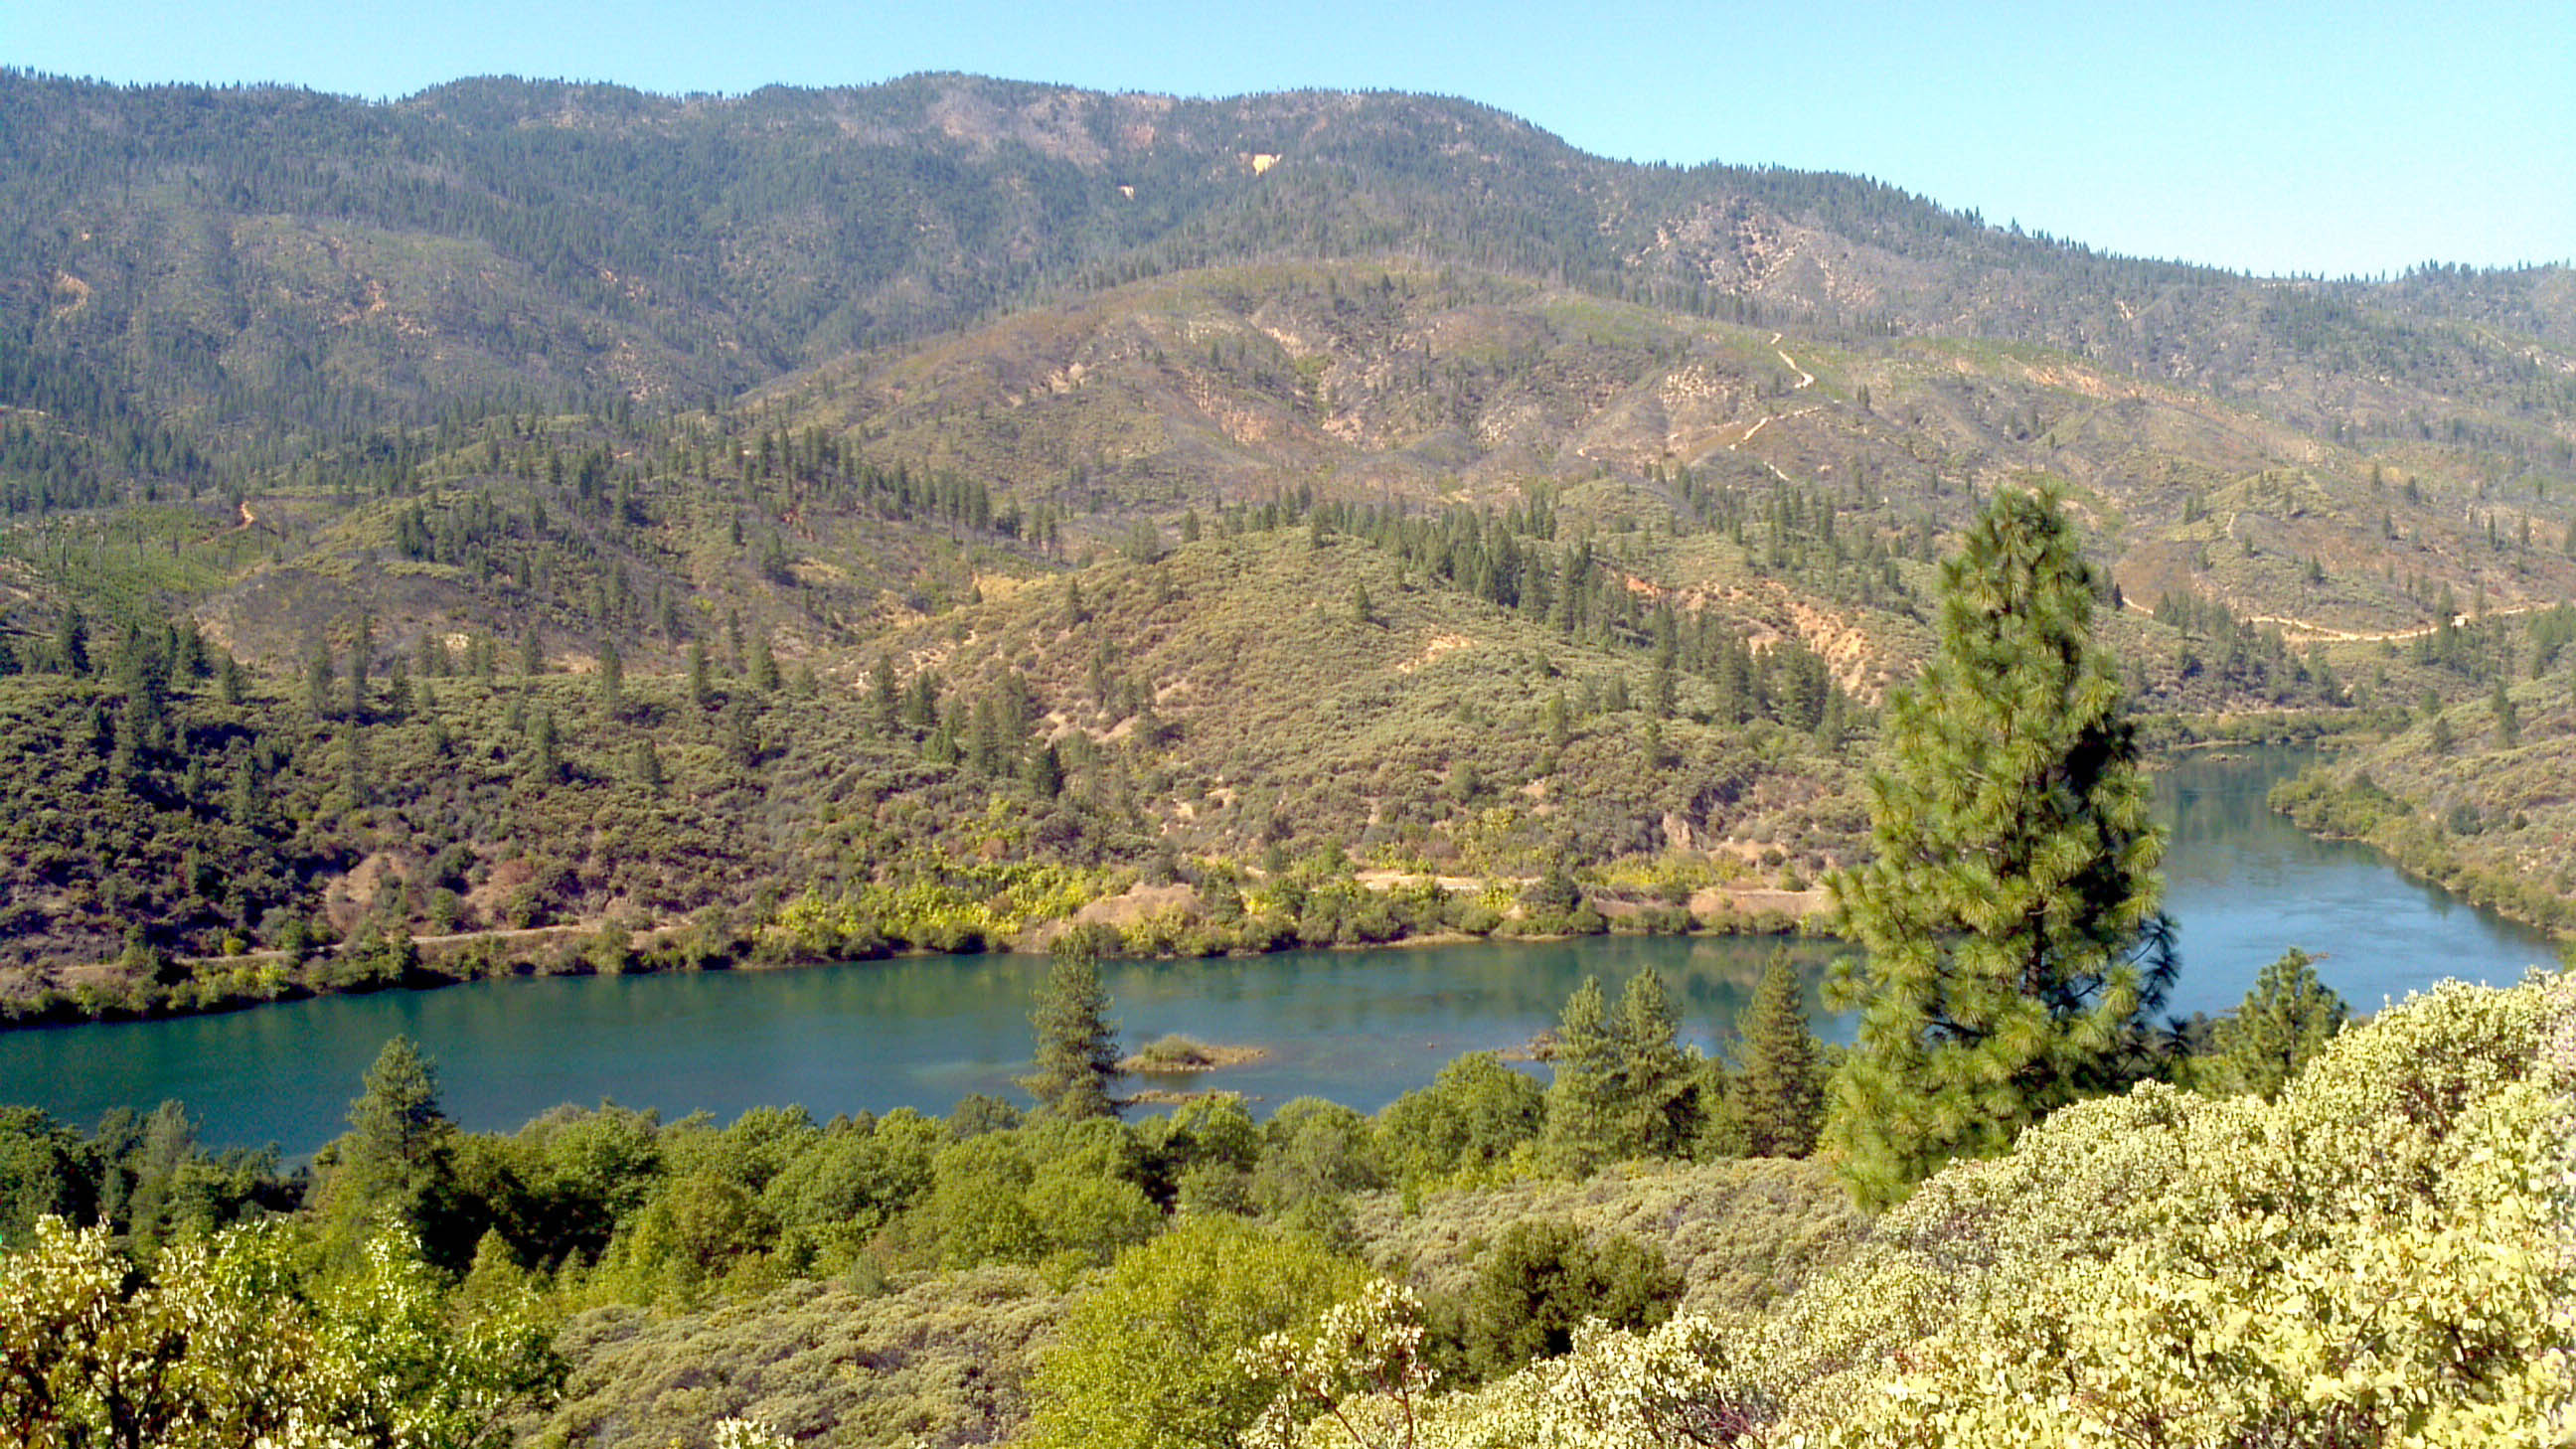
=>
[1,746,2556,1154]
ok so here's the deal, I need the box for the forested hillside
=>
[3,62,2572,1449]
[0,67,2572,989]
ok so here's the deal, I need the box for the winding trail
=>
[1770,332,1816,390]
[2124,595,2548,645]
[1718,332,1823,471]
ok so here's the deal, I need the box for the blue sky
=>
[11,0,2569,279]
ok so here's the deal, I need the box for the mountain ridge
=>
[2,70,2575,999]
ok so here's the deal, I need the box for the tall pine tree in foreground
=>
[1825,485,2174,1208]
[1024,934,1123,1119]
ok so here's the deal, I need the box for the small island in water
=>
[1119,1033,1270,1074]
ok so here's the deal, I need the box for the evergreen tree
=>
[869,654,900,733]
[1735,951,1824,1157]
[596,640,624,714]
[1612,970,1695,1158]
[1026,740,1065,797]
[329,1035,466,1268]
[228,756,259,827]
[1824,486,2175,1208]
[527,708,561,784]
[348,612,373,717]
[630,738,666,795]
[55,605,87,677]
[306,644,336,721]
[2194,948,2347,1100]
[1538,976,1622,1174]
[1023,935,1122,1120]
[342,724,371,807]
[687,639,712,707]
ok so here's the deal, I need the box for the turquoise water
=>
[0,746,2555,1155]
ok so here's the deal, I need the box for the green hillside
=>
[0,74,2571,1005]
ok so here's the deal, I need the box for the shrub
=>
[1431,1218,1683,1384]
[1022,1216,1365,1449]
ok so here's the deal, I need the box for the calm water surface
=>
[0,746,2555,1155]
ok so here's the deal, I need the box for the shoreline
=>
[0,900,1823,1035]
[5,732,2438,1036]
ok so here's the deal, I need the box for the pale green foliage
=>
[1351,1157,1862,1324]
[1418,1315,1771,1449]
[926,1133,1044,1268]
[1253,1099,1386,1244]
[601,1169,776,1304]
[2193,945,2349,1098]
[529,1266,1063,1448]
[1422,974,2575,1448]
[921,1121,1159,1273]
[1826,485,2172,1208]
[1238,1278,1438,1449]
[712,1418,792,1449]
[0,1218,558,1449]
[1025,1215,1366,1449]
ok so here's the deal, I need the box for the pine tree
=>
[347,612,373,717]
[1023,935,1122,1119]
[330,1035,465,1266]
[1824,486,2174,1208]
[527,708,561,784]
[2194,948,2346,1099]
[869,654,900,733]
[1539,976,1622,1174]
[1613,970,1696,1158]
[55,605,87,677]
[630,738,666,795]
[306,644,336,721]
[1735,951,1824,1157]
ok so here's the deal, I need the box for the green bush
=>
[1431,1218,1683,1383]
[1022,1216,1365,1449]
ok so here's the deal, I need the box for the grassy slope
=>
[2274,651,2576,933]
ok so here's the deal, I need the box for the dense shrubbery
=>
[1393,973,2576,1448]
[528,1268,1066,1449]
[6,960,2562,1447]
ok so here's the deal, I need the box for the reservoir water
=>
[1,746,2557,1156]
